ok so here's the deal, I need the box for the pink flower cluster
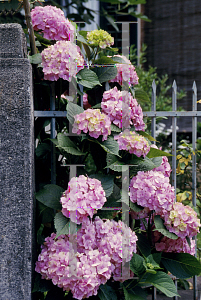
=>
[151,145,171,177]
[72,109,111,141]
[153,231,196,255]
[164,202,200,239]
[101,86,145,131]
[36,217,138,299]
[35,233,113,300]
[41,41,84,81]
[130,170,175,215]
[60,175,107,224]
[114,129,150,157]
[31,6,74,41]
[109,55,139,86]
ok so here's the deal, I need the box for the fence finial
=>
[192,81,197,96]
[152,79,156,94]
[172,80,177,91]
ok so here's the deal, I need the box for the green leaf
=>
[140,271,179,297]
[137,131,156,142]
[106,153,125,172]
[78,30,88,39]
[67,102,84,125]
[130,202,144,212]
[94,56,119,65]
[34,32,53,45]
[57,133,85,156]
[146,254,162,270]
[134,88,150,103]
[98,136,120,157]
[147,148,172,158]
[111,124,121,132]
[123,286,146,300]
[38,202,55,224]
[102,7,119,31]
[89,174,114,197]
[77,33,88,44]
[129,156,162,174]
[28,53,42,64]
[136,233,151,257]
[36,184,64,210]
[32,273,53,293]
[98,284,118,300]
[54,212,70,238]
[35,143,51,157]
[130,253,146,276]
[77,68,102,89]
[161,253,201,279]
[96,209,115,219]
[154,215,178,240]
[92,66,117,83]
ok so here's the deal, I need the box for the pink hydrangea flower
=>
[35,233,113,300]
[164,202,200,239]
[109,55,139,86]
[101,86,145,131]
[114,129,150,157]
[154,231,196,255]
[72,109,111,141]
[130,170,175,215]
[151,144,171,177]
[60,175,107,224]
[94,217,138,280]
[31,6,74,41]
[41,41,84,81]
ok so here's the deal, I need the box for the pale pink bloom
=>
[41,41,84,81]
[109,55,139,86]
[164,202,200,239]
[61,175,107,224]
[101,86,145,131]
[130,170,175,215]
[114,129,150,157]
[31,6,74,41]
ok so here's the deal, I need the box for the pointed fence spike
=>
[192,81,197,95]
[172,80,177,90]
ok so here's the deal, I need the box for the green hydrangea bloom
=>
[87,29,114,49]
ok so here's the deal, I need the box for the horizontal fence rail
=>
[34,80,199,300]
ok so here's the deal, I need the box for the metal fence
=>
[34,80,199,300]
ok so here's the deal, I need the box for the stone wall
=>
[0,23,35,299]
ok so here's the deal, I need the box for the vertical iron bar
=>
[50,82,56,184]
[173,279,178,300]
[192,81,197,300]
[152,286,157,300]
[151,80,156,143]
[172,80,177,198]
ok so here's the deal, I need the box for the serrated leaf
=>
[92,66,117,83]
[54,212,70,238]
[147,148,172,158]
[130,253,146,276]
[154,215,178,240]
[67,102,84,125]
[111,124,121,132]
[77,68,102,88]
[134,88,150,103]
[140,271,179,297]
[98,136,120,157]
[89,174,114,197]
[123,286,146,300]
[38,202,55,224]
[137,131,156,142]
[129,156,162,174]
[130,202,144,212]
[28,53,42,64]
[36,184,63,210]
[161,253,201,279]
[106,153,125,172]
[98,284,118,300]
[56,133,85,155]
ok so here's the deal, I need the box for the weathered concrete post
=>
[0,24,35,299]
